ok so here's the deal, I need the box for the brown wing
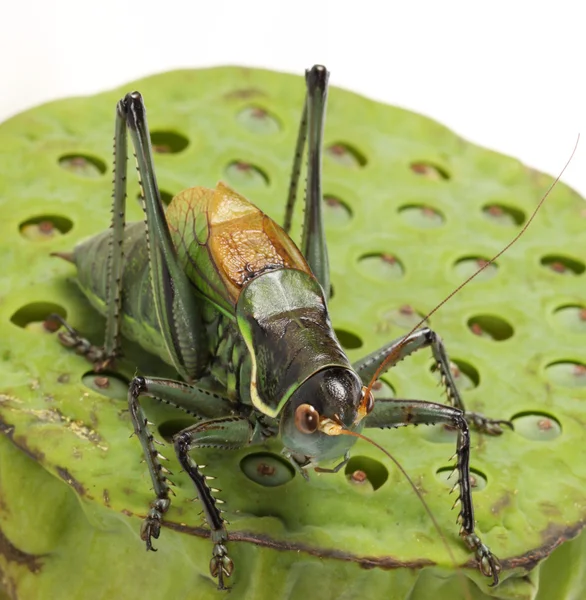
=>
[166,182,313,312]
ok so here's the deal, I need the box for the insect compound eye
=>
[362,387,375,414]
[294,403,320,434]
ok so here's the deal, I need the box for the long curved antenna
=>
[338,428,472,600]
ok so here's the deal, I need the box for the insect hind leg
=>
[353,327,513,435]
[48,313,118,371]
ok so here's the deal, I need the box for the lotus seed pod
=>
[1,66,586,600]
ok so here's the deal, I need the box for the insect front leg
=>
[127,375,235,544]
[173,417,257,590]
[354,328,513,434]
[365,398,501,585]
[128,376,254,589]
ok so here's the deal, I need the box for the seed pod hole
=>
[511,411,562,441]
[358,253,404,280]
[436,466,487,491]
[236,106,280,134]
[453,256,498,282]
[225,161,269,187]
[540,255,585,276]
[420,422,459,444]
[58,154,106,178]
[326,143,367,168]
[136,189,173,206]
[240,452,295,487]
[431,359,479,390]
[481,203,525,227]
[323,195,352,226]
[552,304,586,333]
[371,379,395,399]
[544,361,586,388]
[409,162,450,180]
[344,455,389,491]
[467,315,514,341]
[19,215,73,240]
[150,131,189,154]
[82,371,129,400]
[335,328,363,350]
[398,204,444,228]
[10,302,66,331]
[379,305,426,330]
[158,418,200,443]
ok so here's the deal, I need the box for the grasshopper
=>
[52,65,513,589]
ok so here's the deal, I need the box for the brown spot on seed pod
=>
[42,318,60,333]
[256,462,276,477]
[470,323,484,336]
[549,262,567,273]
[486,205,503,216]
[350,470,368,484]
[381,253,397,265]
[152,144,171,154]
[94,376,110,389]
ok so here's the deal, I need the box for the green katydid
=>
[50,65,531,590]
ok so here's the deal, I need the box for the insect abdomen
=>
[72,221,171,363]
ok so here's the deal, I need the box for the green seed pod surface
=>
[1,66,585,600]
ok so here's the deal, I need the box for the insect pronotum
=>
[51,65,574,590]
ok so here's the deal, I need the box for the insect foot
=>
[48,313,118,371]
[140,497,170,551]
[466,411,514,435]
[462,531,501,586]
[210,542,234,591]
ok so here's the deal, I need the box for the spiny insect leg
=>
[173,417,254,589]
[364,398,501,585]
[48,314,117,372]
[118,92,209,381]
[353,328,513,434]
[283,65,331,300]
[127,375,237,552]
[127,377,173,551]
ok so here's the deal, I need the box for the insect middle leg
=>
[353,328,513,434]
[365,398,501,584]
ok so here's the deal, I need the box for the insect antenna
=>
[364,134,580,397]
[338,427,472,599]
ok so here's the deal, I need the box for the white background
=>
[1,0,584,197]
